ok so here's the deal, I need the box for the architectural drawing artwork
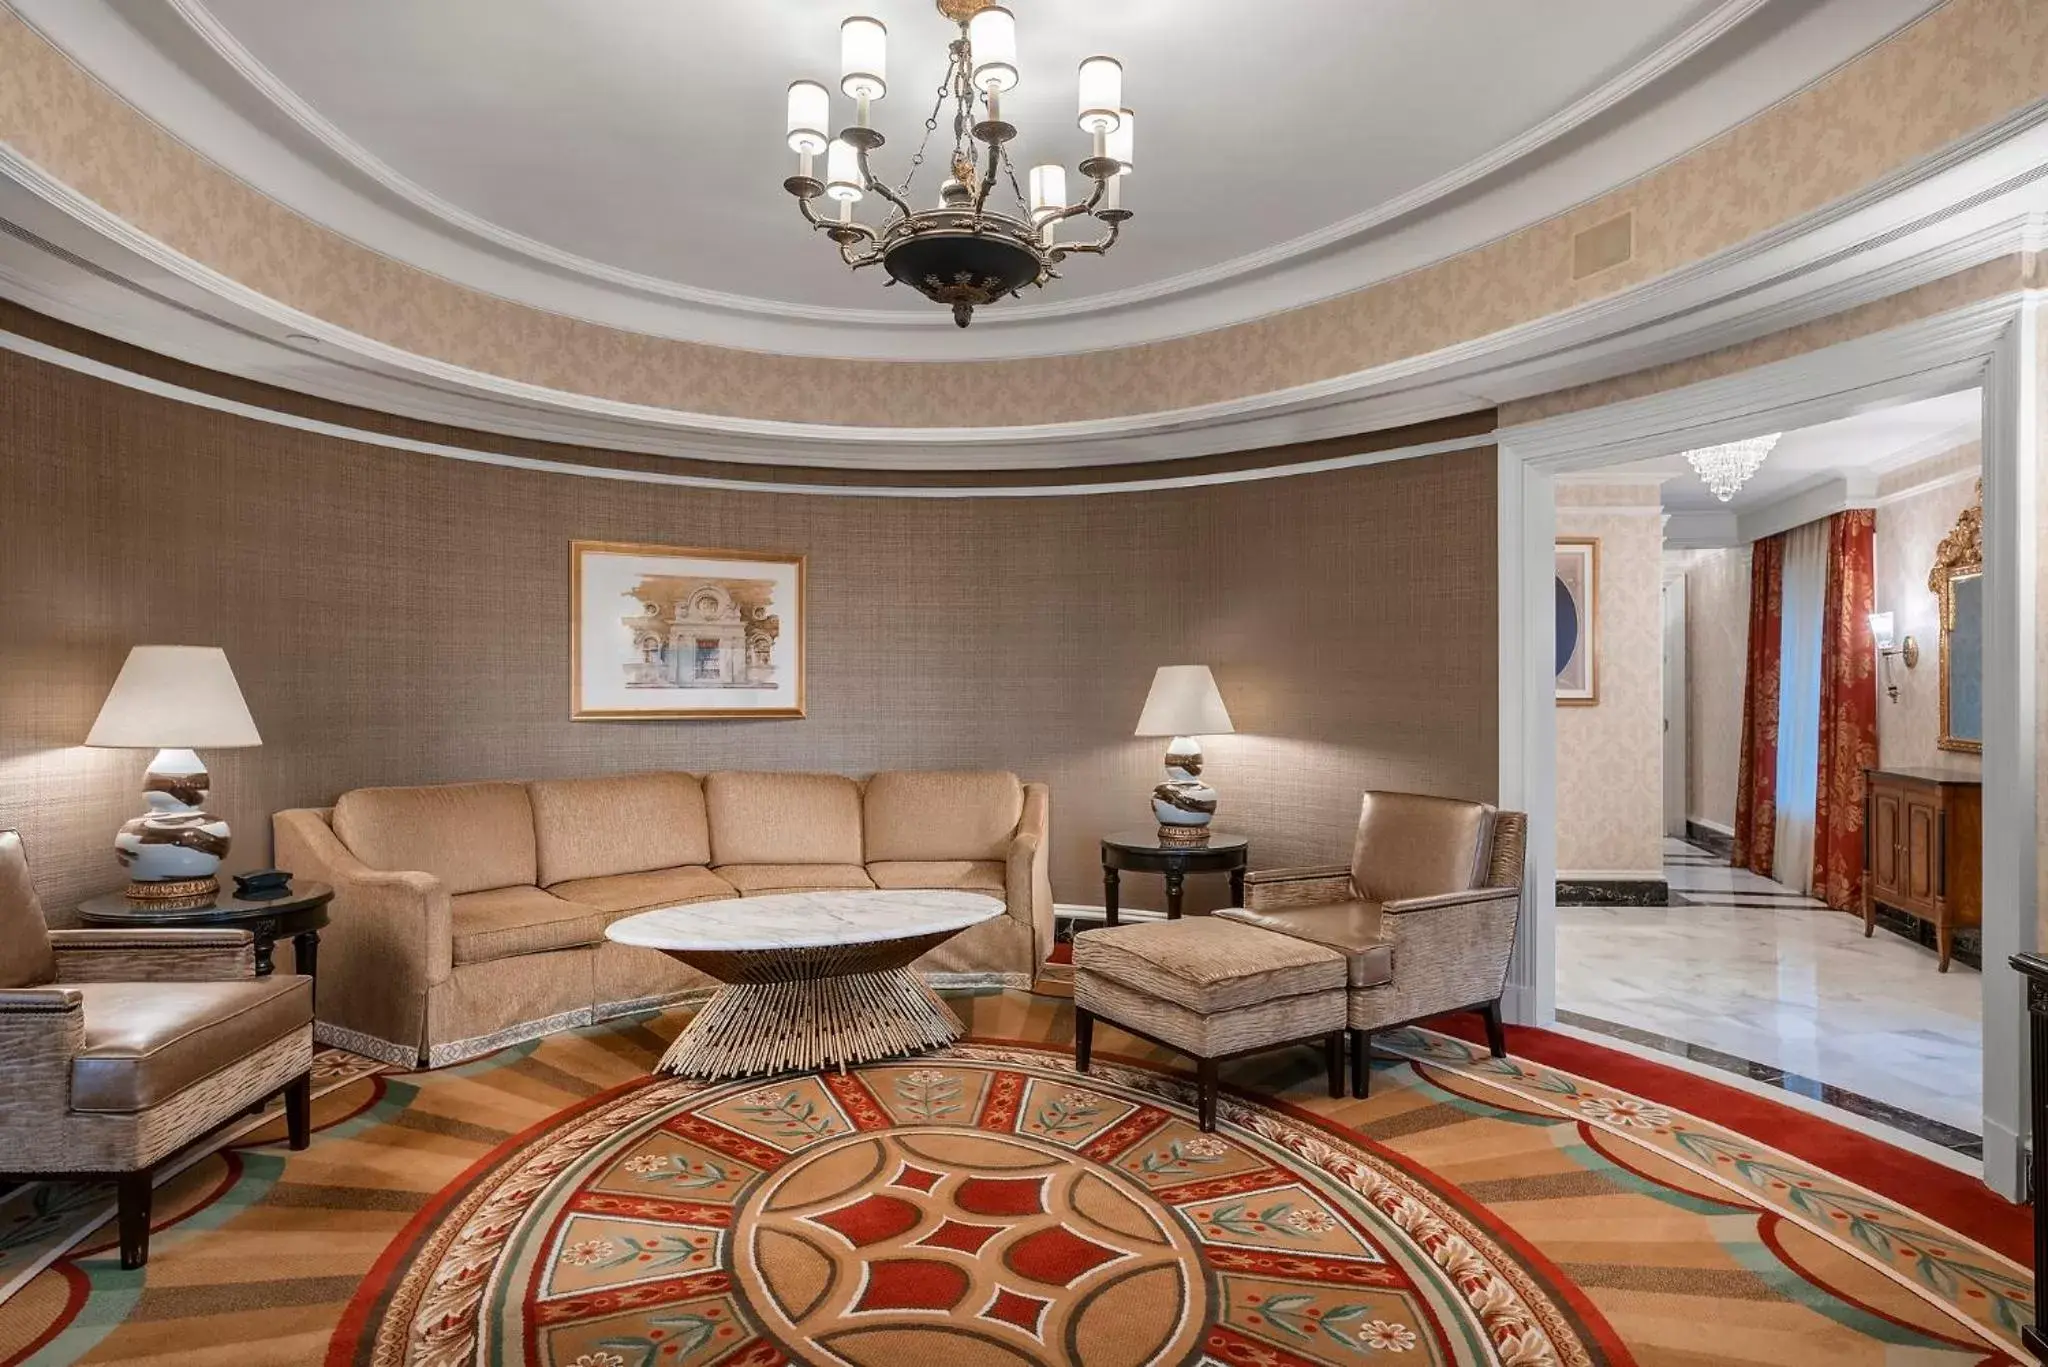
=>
[621,577,781,690]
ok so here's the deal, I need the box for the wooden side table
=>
[2011,951,2048,1360]
[1100,830,1249,925]
[77,882,334,998]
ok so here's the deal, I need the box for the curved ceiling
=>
[13,0,1943,359]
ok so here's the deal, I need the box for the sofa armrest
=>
[1383,886,1523,917]
[1007,783,1055,966]
[274,807,453,988]
[0,987,84,1115]
[50,929,256,982]
[1243,865,1353,912]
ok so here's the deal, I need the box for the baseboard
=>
[1686,817,1735,836]
[1556,875,1670,907]
[1683,820,1736,859]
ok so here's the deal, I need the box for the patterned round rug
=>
[339,1044,1614,1366]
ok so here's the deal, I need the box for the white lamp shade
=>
[1028,163,1066,221]
[1077,55,1123,133]
[1868,611,1896,649]
[785,80,830,155]
[825,138,864,202]
[968,6,1018,92]
[840,16,887,100]
[1134,665,1234,738]
[85,646,261,749]
[1106,107,1135,174]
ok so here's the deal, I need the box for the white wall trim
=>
[1499,293,2041,1198]
[1875,465,1983,505]
[0,325,1491,500]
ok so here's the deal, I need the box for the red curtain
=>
[1812,510,1880,911]
[1733,533,1785,876]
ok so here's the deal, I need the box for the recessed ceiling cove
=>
[11,0,1941,361]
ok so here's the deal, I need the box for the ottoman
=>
[1071,918,1347,1130]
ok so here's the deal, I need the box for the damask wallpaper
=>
[1555,488,1666,877]
[1875,447,1984,776]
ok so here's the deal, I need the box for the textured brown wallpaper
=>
[0,347,1499,918]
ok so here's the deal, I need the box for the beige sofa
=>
[274,770,1050,1067]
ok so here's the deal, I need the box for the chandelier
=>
[780,1,1133,327]
[1684,433,1781,502]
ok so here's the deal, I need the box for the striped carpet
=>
[0,990,2032,1365]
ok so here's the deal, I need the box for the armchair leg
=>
[117,1170,153,1270]
[1324,1031,1345,1099]
[1073,1008,1094,1074]
[1196,1058,1219,1132]
[1351,1029,1372,1099]
[284,1071,312,1151]
[1479,1001,1507,1059]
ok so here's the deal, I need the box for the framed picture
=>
[571,540,806,720]
[1554,538,1599,706]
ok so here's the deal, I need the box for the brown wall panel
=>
[0,348,1499,918]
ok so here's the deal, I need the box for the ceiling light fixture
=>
[781,0,1133,327]
[1684,433,1781,502]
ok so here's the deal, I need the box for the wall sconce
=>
[1868,611,1919,702]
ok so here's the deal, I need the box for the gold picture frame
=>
[570,539,807,720]
[1928,486,1982,754]
[1555,537,1599,706]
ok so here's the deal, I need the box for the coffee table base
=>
[658,966,964,1079]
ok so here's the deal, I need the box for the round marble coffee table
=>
[605,889,1004,1079]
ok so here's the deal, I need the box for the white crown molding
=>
[157,0,1775,331]
[3,0,1938,360]
[0,98,2042,469]
[1875,464,1980,505]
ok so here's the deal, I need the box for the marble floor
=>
[1558,838,1983,1149]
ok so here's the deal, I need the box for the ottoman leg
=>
[1074,1007,1094,1074]
[1480,1000,1507,1059]
[1325,1031,1345,1098]
[1196,1058,1219,1131]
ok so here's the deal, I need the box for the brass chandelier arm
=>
[1051,216,1123,259]
[856,143,916,224]
[797,196,880,245]
[971,140,1002,222]
[1040,172,1110,227]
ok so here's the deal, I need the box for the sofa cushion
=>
[1071,919,1345,1014]
[69,976,311,1113]
[866,860,1006,896]
[1350,792,1496,904]
[529,772,711,887]
[548,866,736,917]
[716,864,876,896]
[450,886,604,965]
[862,771,1023,862]
[704,772,864,866]
[334,782,537,896]
[0,830,54,989]
[1216,902,1393,988]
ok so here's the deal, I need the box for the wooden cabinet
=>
[1862,766,1981,972]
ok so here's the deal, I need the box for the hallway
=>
[1558,838,1982,1156]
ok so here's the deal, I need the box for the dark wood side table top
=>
[1099,831,1250,926]
[77,882,334,982]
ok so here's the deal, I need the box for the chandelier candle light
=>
[783,0,1133,327]
[1684,433,1782,502]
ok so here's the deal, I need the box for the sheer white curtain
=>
[1773,519,1829,894]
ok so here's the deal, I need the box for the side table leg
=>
[1165,871,1185,920]
[1103,867,1120,927]
[293,931,321,1006]
[251,931,276,977]
[1229,867,1246,908]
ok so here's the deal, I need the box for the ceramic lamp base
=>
[114,748,232,897]
[1150,735,1219,843]
[1155,823,1212,847]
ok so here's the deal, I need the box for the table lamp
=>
[85,646,262,902]
[1134,664,1234,845]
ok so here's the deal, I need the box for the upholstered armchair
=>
[0,830,314,1268]
[1218,792,1527,1097]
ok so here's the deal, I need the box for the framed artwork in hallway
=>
[1555,538,1599,705]
[571,540,807,719]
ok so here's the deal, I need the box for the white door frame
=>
[1662,570,1689,841]
[1495,292,2042,1197]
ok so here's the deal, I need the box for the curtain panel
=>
[1734,533,1786,876]
[1812,509,1880,911]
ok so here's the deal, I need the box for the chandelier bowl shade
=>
[880,213,1046,327]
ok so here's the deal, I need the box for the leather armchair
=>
[1218,792,1527,1097]
[0,830,315,1268]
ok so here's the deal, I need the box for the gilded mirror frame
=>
[1928,481,1982,754]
